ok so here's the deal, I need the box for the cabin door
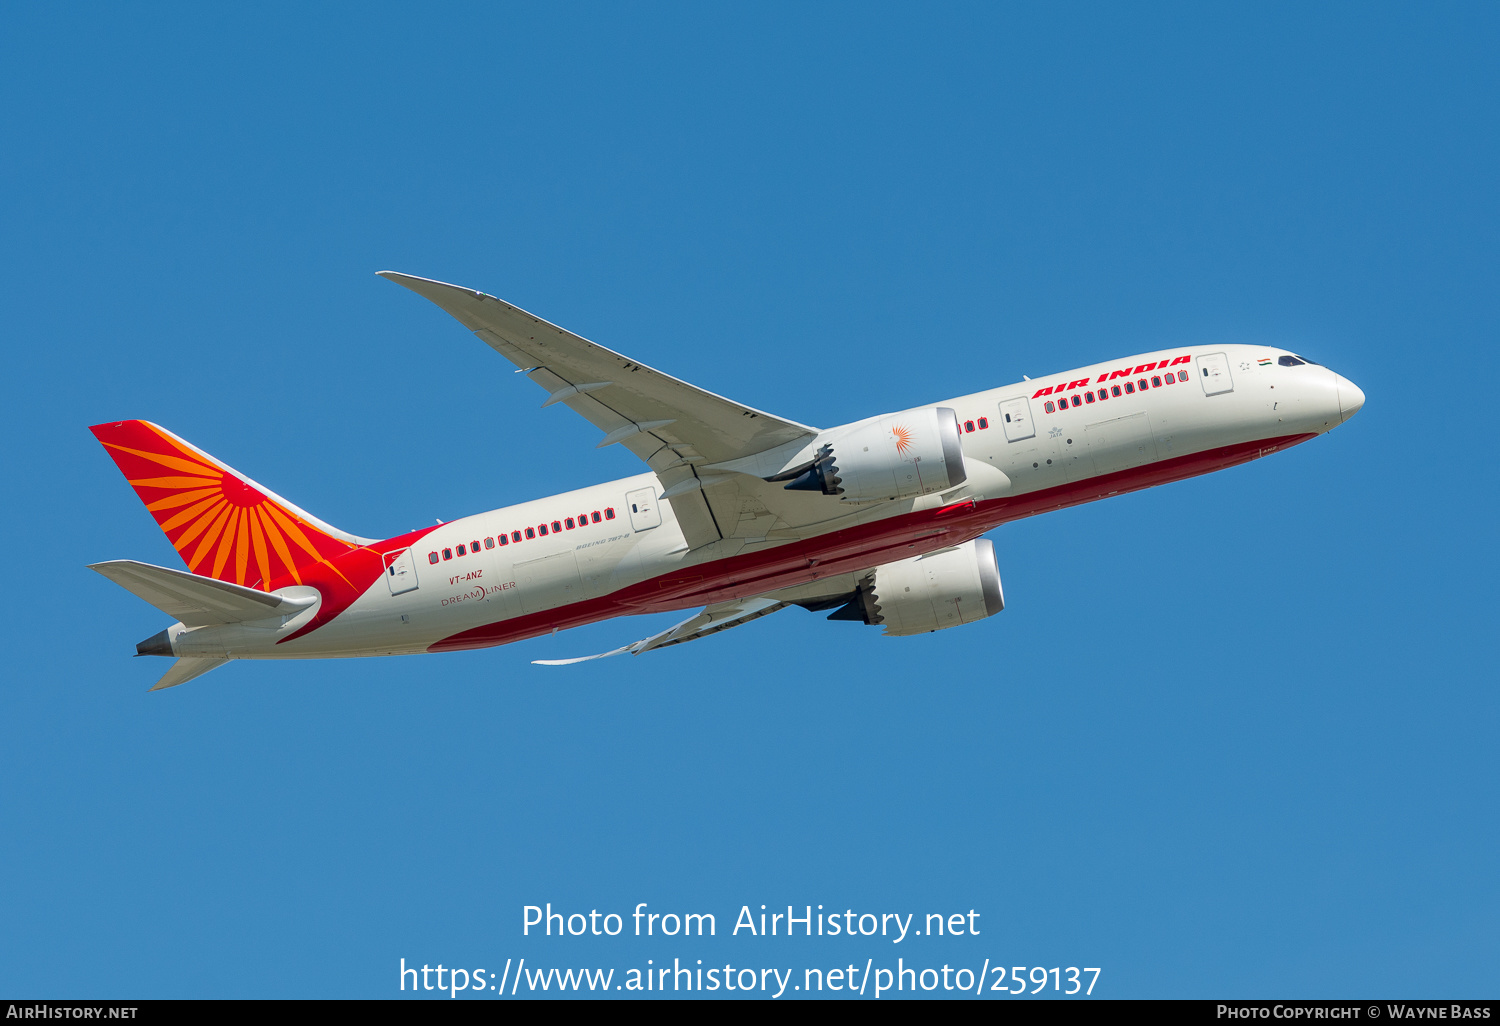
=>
[998,397,1036,441]
[1197,353,1234,396]
[626,487,662,531]
[384,548,419,595]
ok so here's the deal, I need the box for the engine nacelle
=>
[785,407,966,502]
[833,539,1005,636]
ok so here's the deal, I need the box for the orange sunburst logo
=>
[91,421,357,590]
[891,424,913,454]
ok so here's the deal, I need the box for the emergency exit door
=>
[384,548,418,595]
[626,487,662,531]
[1197,353,1234,396]
[998,397,1036,441]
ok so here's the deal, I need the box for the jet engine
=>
[783,407,966,502]
[829,539,1005,636]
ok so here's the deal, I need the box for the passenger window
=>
[1151,376,1162,387]
[512,531,522,543]
[442,548,453,560]
[1111,385,1122,397]
[484,537,494,549]
[1044,400,1056,413]
[1070,395,1081,407]
[592,511,602,523]
[1137,379,1149,390]
[498,534,508,546]
[565,517,575,529]
[964,420,974,432]
[538,524,548,536]
[456,544,466,556]
[552,521,562,533]
[978,417,988,429]
[525,527,535,539]
[578,512,588,524]
[1124,382,1134,394]
[1178,370,1188,382]
[471,540,481,552]
[428,552,439,565]
[605,508,615,520]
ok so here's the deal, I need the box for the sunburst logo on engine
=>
[891,424,913,453]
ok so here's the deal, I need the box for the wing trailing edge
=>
[377,270,816,462]
[379,271,822,551]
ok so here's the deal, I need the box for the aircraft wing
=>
[380,272,821,549]
[533,595,789,665]
[529,573,873,666]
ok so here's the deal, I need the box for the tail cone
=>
[135,629,174,657]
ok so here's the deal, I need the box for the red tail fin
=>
[90,420,372,590]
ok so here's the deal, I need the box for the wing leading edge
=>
[378,271,817,463]
[379,272,820,550]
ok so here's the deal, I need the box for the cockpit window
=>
[1278,355,1305,366]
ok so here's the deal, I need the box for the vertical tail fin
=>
[90,420,374,590]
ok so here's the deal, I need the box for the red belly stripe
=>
[427,432,1316,653]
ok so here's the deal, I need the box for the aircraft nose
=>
[1335,374,1365,422]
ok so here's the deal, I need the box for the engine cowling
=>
[785,407,966,502]
[833,539,1005,636]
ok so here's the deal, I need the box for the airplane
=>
[89,272,1366,690]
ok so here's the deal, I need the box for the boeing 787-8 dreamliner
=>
[90,272,1364,689]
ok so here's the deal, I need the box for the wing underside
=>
[532,595,791,665]
[379,272,822,549]
[531,574,867,665]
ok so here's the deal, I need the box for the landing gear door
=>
[1197,353,1234,396]
[626,487,662,531]
[998,397,1036,441]
[384,548,418,595]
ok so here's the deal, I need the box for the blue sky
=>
[1,2,1495,999]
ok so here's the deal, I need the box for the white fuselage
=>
[170,344,1361,661]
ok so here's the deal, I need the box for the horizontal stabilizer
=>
[150,657,228,691]
[90,560,317,627]
[534,596,787,665]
